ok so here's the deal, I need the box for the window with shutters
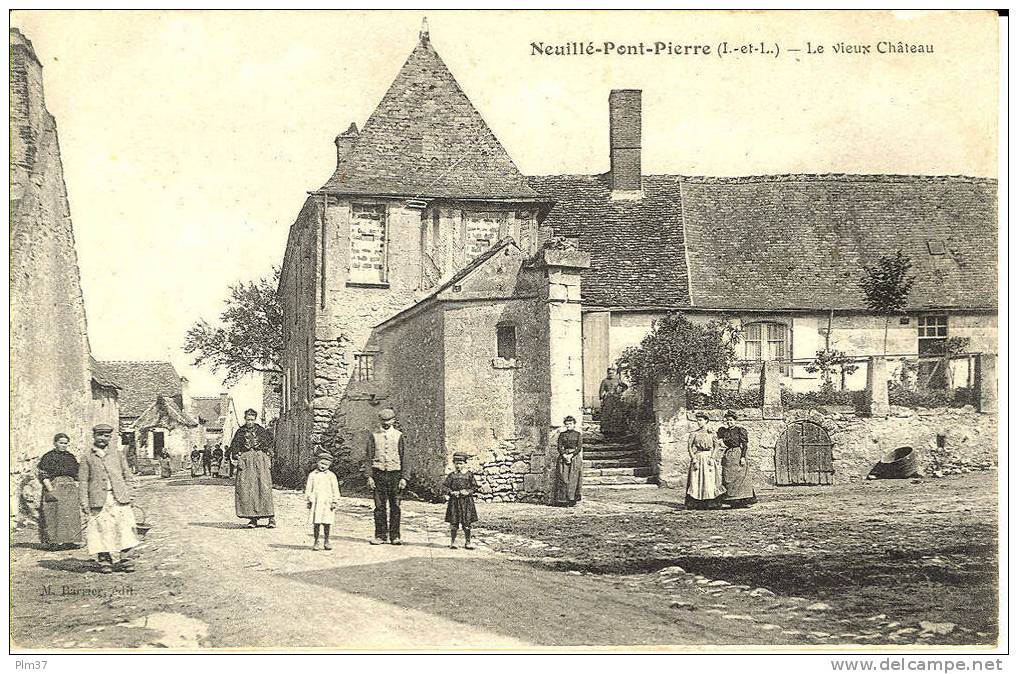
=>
[744,321,790,375]
[348,204,388,285]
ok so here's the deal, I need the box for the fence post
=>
[976,353,997,413]
[652,380,688,488]
[760,361,783,420]
[864,356,890,418]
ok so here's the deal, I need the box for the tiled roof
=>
[96,361,182,418]
[192,396,224,431]
[319,35,540,201]
[680,175,998,311]
[528,174,690,309]
[531,173,997,311]
[89,357,121,390]
[134,395,198,430]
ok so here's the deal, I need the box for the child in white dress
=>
[305,451,341,550]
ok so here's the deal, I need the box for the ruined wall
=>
[648,383,997,490]
[10,30,94,516]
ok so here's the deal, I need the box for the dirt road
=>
[13,475,789,650]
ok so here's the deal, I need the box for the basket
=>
[132,504,153,539]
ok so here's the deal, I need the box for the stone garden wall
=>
[647,381,998,490]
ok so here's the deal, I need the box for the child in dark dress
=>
[443,452,478,550]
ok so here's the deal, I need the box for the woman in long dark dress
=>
[552,416,583,506]
[718,410,758,508]
[599,369,629,438]
[37,433,82,549]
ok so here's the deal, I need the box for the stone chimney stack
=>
[609,89,642,199]
[334,122,359,169]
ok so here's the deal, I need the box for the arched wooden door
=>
[774,420,834,485]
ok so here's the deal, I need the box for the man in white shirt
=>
[364,408,407,545]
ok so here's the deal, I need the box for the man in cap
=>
[364,408,407,545]
[78,424,139,573]
[228,409,276,528]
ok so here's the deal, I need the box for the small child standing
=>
[443,452,479,550]
[305,451,341,550]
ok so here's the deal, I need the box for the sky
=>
[9,10,999,412]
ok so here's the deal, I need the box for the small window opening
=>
[353,353,376,382]
[927,240,947,256]
[497,325,518,360]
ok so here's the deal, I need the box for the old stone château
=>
[275,24,997,500]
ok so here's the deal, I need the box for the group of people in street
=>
[37,424,140,573]
[36,388,757,569]
[190,444,229,478]
[686,410,758,509]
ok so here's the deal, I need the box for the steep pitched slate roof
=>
[532,173,997,312]
[319,35,540,201]
[528,174,690,309]
[96,361,182,418]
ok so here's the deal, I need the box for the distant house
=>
[193,394,240,447]
[90,358,121,439]
[132,395,201,468]
[96,361,201,471]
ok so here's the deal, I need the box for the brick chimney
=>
[609,89,642,199]
[334,122,359,168]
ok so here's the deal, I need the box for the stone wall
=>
[648,382,997,489]
[10,30,94,516]
[369,306,445,490]
[442,295,549,502]
[274,197,319,487]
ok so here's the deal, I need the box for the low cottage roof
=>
[89,358,121,390]
[319,34,541,202]
[134,395,198,431]
[96,361,183,418]
[531,173,997,312]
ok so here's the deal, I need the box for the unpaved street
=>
[11,471,998,649]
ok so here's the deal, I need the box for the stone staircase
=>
[582,414,657,489]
